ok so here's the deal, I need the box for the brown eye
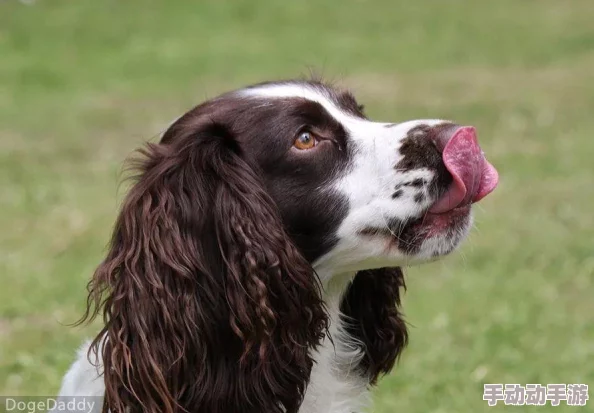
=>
[293,131,318,150]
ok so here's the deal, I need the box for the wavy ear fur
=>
[82,116,328,413]
[339,267,408,384]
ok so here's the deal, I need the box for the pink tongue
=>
[429,127,499,214]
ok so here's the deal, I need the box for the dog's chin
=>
[407,206,473,262]
[403,205,472,256]
[360,205,473,264]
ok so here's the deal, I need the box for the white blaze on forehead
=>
[240,83,447,132]
[240,83,361,127]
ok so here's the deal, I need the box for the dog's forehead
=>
[240,82,359,125]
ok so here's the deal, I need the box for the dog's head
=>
[85,80,497,413]
[193,80,497,273]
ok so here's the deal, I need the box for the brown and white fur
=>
[54,80,495,413]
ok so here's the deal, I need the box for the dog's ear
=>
[340,267,408,384]
[82,113,328,413]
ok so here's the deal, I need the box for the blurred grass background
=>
[1,0,593,411]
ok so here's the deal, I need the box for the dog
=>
[54,79,498,413]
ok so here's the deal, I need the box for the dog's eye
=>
[293,131,319,150]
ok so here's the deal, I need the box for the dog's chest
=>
[299,304,370,413]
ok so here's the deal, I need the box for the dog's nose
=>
[428,124,499,213]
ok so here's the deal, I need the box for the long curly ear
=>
[339,267,408,384]
[82,118,328,413]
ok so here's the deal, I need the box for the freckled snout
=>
[428,125,499,213]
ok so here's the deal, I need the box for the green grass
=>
[1,0,593,411]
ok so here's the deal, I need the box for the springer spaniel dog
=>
[54,79,498,413]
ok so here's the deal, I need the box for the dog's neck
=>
[298,269,372,413]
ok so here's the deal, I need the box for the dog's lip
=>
[359,205,471,239]
[405,205,471,230]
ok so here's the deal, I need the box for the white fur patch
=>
[50,341,104,413]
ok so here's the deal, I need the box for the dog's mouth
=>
[363,126,499,254]
[360,205,473,254]
[397,205,472,248]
